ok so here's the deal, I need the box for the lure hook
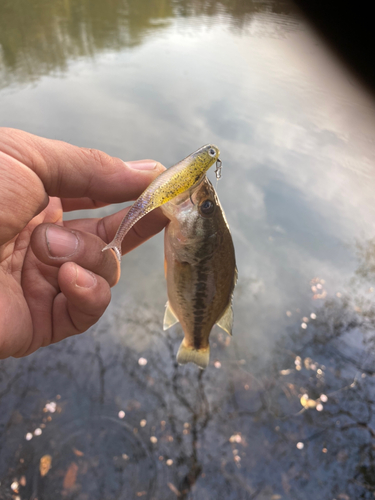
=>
[215,158,222,180]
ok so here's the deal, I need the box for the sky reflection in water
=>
[1,0,375,498]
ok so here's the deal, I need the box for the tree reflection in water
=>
[2,241,375,498]
[0,0,296,89]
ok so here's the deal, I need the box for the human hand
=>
[0,128,167,358]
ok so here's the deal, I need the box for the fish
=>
[161,176,237,369]
[102,144,220,262]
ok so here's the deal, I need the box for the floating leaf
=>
[39,455,52,477]
[63,462,78,490]
[10,481,19,492]
[229,433,242,443]
[304,357,312,369]
[300,395,317,408]
[280,369,292,375]
[168,482,181,497]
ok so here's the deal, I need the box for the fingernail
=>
[125,160,157,170]
[46,225,79,258]
[75,265,96,288]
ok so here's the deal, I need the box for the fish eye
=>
[199,199,215,216]
[208,148,216,157]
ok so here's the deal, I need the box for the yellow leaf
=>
[39,455,52,477]
[300,396,317,408]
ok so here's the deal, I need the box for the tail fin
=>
[176,340,210,369]
[102,243,122,262]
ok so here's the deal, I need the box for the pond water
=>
[1,0,375,499]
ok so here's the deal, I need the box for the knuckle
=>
[83,148,114,172]
[97,217,110,245]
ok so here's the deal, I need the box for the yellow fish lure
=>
[102,144,220,261]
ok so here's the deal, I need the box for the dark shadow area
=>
[294,0,375,92]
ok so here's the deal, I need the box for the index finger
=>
[0,128,166,202]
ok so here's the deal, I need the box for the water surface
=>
[1,1,375,498]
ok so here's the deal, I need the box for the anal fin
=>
[216,303,233,336]
[163,301,179,331]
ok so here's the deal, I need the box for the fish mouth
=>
[189,175,209,203]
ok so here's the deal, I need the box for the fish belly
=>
[164,223,230,350]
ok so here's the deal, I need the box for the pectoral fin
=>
[216,303,233,336]
[163,301,179,331]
